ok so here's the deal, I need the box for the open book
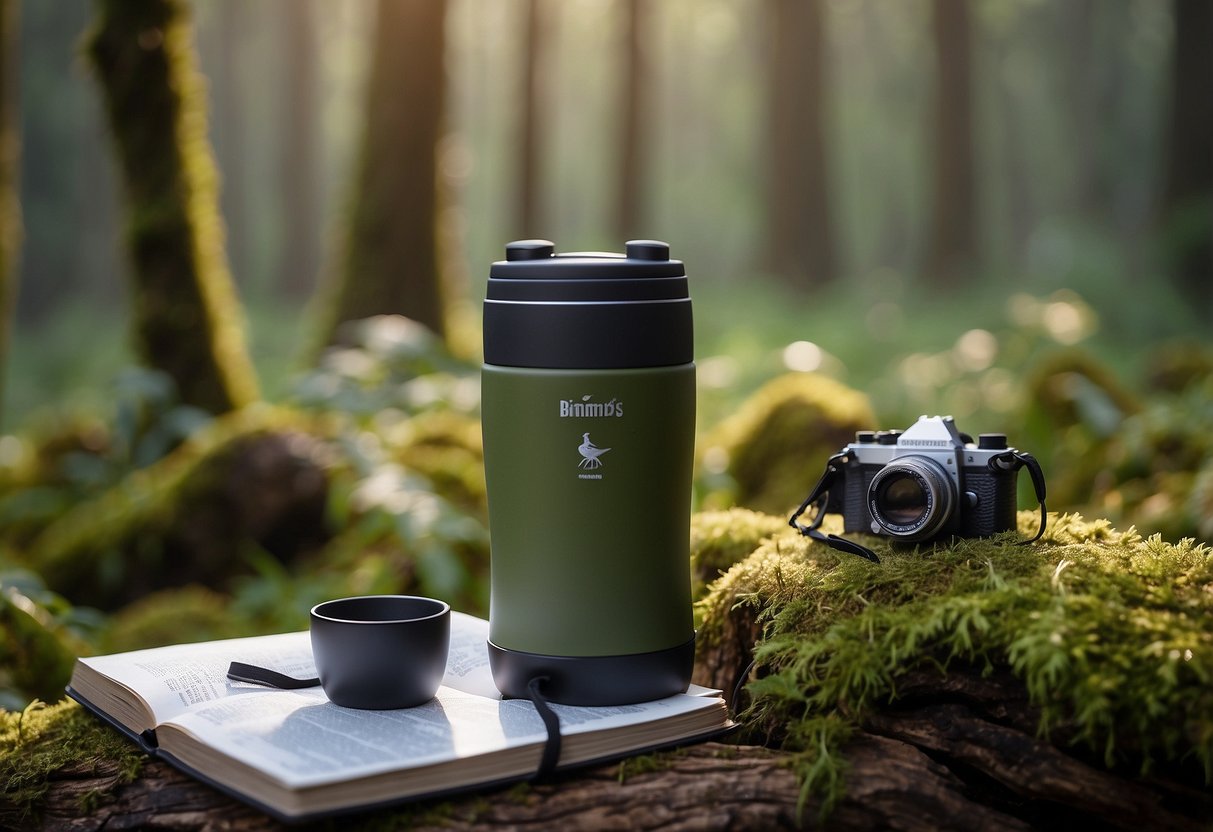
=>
[67,612,730,821]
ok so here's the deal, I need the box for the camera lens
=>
[867,456,955,541]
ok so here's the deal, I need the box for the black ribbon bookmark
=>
[227,661,320,690]
[525,676,563,780]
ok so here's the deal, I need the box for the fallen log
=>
[12,737,1035,832]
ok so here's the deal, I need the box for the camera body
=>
[824,415,1020,542]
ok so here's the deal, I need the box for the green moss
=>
[0,699,143,823]
[616,748,686,783]
[700,373,874,514]
[696,511,1213,815]
[689,509,790,601]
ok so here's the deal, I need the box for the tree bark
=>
[278,0,321,300]
[211,1,249,289]
[0,0,19,430]
[1161,0,1213,315]
[515,0,547,238]
[924,0,978,287]
[615,0,647,242]
[319,0,449,345]
[20,712,1209,832]
[87,0,260,414]
[765,0,835,288]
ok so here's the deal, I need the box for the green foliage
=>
[0,369,213,551]
[698,373,874,514]
[293,316,476,421]
[0,570,98,709]
[696,510,1213,814]
[0,699,143,823]
[320,432,490,617]
[1022,346,1213,542]
[289,316,491,615]
[101,585,252,653]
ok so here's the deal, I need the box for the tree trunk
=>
[1161,0,1213,315]
[924,0,978,287]
[87,0,260,414]
[278,0,321,300]
[615,0,647,242]
[516,0,547,238]
[318,0,448,346]
[0,0,19,430]
[765,0,835,288]
[212,2,249,288]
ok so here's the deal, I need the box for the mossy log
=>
[8,514,1213,829]
[12,723,1209,831]
[693,511,1213,829]
[29,411,331,609]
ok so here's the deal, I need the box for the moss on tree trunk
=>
[87,0,259,415]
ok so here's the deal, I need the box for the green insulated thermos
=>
[482,239,696,705]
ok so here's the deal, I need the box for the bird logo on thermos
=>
[577,434,611,469]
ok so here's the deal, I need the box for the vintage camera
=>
[790,415,1046,562]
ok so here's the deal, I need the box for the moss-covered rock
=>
[700,373,874,514]
[689,508,790,601]
[694,510,1213,812]
[27,407,332,610]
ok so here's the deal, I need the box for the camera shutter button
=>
[978,433,1008,450]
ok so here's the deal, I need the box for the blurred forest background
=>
[0,0,1210,709]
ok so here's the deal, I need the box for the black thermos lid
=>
[483,240,693,369]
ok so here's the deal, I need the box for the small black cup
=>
[310,595,450,709]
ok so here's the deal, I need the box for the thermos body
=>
[482,240,696,705]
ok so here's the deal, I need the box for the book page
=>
[160,683,720,789]
[78,612,497,724]
[80,631,316,723]
[438,613,502,699]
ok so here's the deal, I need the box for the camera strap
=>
[788,452,882,563]
[989,449,1048,544]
